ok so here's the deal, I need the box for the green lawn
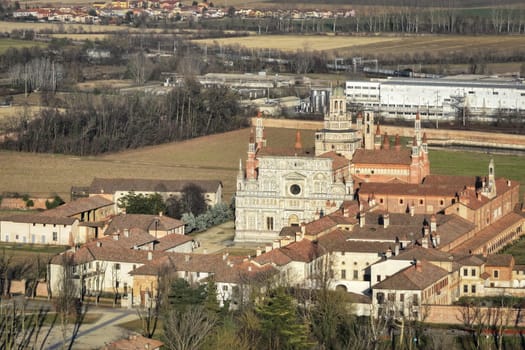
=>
[0,39,47,53]
[429,149,525,199]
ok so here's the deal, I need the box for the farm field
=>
[193,34,525,57]
[0,126,524,202]
[0,21,164,34]
[0,38,47,53]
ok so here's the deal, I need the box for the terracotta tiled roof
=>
[280,239,323,263]
[486,254,514,267]
[2,214,77,225]
[101,334,163,350]
[359,182,460,197]
[89,178,222,194]
[41,195,113,218]
[154,233,193,251]
[352,148,412,165]
[257,147,316,157]
[451,212,524,254]
[213,260,277,284]
[422,175,477,188]
[513,265,525,272]
[317,229,393,254]
[254,249,292,266]
[374,260,448,291]
[455,254,486,267]
[104,214,184,235]
[391,246,455,262]
[348,292,372,304]
[318,151,349,170]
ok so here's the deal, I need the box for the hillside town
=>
[11,1,356,24]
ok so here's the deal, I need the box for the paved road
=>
[44,307,138,350]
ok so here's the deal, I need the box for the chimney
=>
[410,203,415,217]
[248,265,252,272]
[185,255,190,262]
[294,130,302,150]
[415,260,422,272]
[301,223,306,235]
[113,234,119,241]
[222,252,229,260]
[382,132,390,150]
[147,251,153,261]
[422,237,428,249]
[394,134,401,151]
[383,213,390,228]
[385,247,392,258]
[507,180,511,187]
[430,215,437,233]
[256,247,262,256]
[158,211,163,217]
[359,212,366,228]
[265,244,272,253]
[394,243,400,256]
[272,240,280,249]
[96,241,102,247]
[124,229,129,238]
[295,231,303,242]
[423,225,429,237]
[435,233,441,246]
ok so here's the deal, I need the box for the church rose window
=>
[290,184,301,195]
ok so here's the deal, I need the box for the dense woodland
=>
[0,81,247,155]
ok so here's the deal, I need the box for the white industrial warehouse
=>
[345,75,525,122]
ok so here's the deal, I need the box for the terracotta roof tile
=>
[2,214,77,225]
[451,213,524,254]
[486,254,514,267]
[352,148,412,165]
[41,195,113,218]
[101,334,163,350]
[104,214,184,235]
[154,233,193,251]
[318,151,350,170]
[374,260,448,291]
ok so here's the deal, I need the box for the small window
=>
[419,199,424,205]
[115,263,121,270]
[222,285,228,291]
[341,270,346,279]
[377,275,381,282]
[471,285,476,293]
[379,198,384,204]
[388,293,395,302]
[399,198,404,205]
[493,270,499,279]
[471,269,476,276]
[52,232,58,241]
[440,200,444,206]
[353,270,358,280]
[463,268,468,276]
[400,293,405,302]
[463,285,468,293]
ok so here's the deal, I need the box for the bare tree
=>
[53,253,80,350]
[163,306,217,350]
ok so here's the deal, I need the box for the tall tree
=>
[256,288,311,350]
[117,192,166,215]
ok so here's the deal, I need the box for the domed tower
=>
[315,86,361,159]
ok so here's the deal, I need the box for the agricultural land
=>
[0,127,523,201]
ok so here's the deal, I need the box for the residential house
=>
[48,225,193,307]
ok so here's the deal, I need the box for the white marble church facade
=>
[234,115,353,243]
